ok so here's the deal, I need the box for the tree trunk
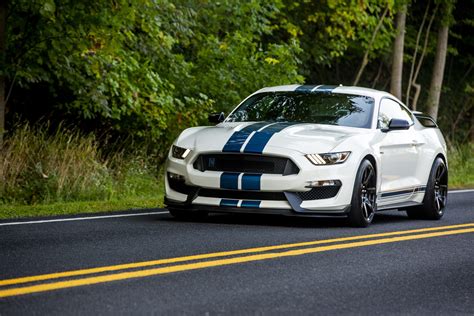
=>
[406,2,430,107]
[0,0,6,147]
[353,5,389,86]
[390,5,407,99]
[411,4,438,110]
[426,24,449,120]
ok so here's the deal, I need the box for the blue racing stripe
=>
[241,174,262,190]
[243,122,298,154]
[295,84,317,92]
[315,85,337,92]
[220,199,239,207]
[241,200,261,208]
[220,172,239,190]
[222,122,269,152]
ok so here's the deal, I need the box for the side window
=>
[378,98,413,129]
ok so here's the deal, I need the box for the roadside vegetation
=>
[0,0,472,219]
[0,123,163,219]
[0,123,471,219]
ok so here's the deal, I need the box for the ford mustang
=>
[164,85,448,227]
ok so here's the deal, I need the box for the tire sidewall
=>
[349,159,376,227]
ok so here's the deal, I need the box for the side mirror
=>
[208,112,225,123]
[383,118,410,132]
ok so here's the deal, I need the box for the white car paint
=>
[165,85,447,216]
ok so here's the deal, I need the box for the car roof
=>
[253,84,403,104]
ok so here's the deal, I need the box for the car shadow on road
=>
[156,209,413,229]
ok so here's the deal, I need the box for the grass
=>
[448,143,474,189]
[0,197,164,220]
[0,123,165,219]
[0,124,472,220]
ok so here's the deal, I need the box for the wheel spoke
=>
[363,168,374,185]
[438,165,447,180]
[363,202,368,218]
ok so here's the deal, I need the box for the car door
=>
[377,98,421,199]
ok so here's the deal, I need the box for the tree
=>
[353,4,390,86]
[390,3,407,99]
[426,1,455,120]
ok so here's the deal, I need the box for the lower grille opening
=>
[198,189,286,201]
[296,186,340,200]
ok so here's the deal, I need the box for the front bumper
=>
[165,146,358,215]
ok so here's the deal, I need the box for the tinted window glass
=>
[378,98,413,129]
[227,92,375,129]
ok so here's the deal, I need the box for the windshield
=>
[227,92,375,129]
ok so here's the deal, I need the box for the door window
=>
[378,98,413,129]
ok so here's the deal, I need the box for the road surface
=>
[0,191,473,314]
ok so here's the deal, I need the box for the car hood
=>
[177,122,368,154]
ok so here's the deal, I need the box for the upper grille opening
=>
[193,154,299,175]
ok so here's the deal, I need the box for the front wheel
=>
[406,157,447,220]
[348,159,377,227]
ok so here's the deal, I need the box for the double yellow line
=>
[1,223,474,298]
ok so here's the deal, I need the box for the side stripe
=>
[222,122,269,152]
[380,186,426,198]
[220,172,240,190]
[243,122,298,154]
[220,199,239,207]
[241,174,262,191]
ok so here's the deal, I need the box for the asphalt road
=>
[0,191,473,315]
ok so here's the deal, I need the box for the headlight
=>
[305,152,351,165]
[171,145,191,159]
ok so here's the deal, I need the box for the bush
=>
[448,143,474,189]
[0,123,162,205]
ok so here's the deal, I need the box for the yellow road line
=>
[1,222,473,287]
[1,227,473,298]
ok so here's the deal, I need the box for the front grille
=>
[193,154,299,175]
[296,186,340,200]
[198,188,287,201]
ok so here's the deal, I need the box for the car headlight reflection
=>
[171,145,191,159]
[305,152,351,165]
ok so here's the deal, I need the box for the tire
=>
[406,157,447,220]
[168,208,209,221]
[348,159,377,227]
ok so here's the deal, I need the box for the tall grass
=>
[0,123,471,209]
[0,123,162,205]
[448,143,474,189]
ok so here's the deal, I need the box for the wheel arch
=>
[362,154,377,178]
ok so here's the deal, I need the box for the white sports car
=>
[165,85,448,227]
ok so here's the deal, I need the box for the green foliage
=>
[285,0,395,68]
[6,0,303,150]
[0,123,162,204]
[448,143,474,189]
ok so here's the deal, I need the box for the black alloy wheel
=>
[348,159,377,227]
[406,157,448,220]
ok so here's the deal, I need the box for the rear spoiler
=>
[412,111,438,128]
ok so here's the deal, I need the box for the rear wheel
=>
[406,157,447,220]
[348,159,377,227]
[169,208,209,221]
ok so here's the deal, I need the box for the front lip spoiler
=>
[164,197,350,218]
